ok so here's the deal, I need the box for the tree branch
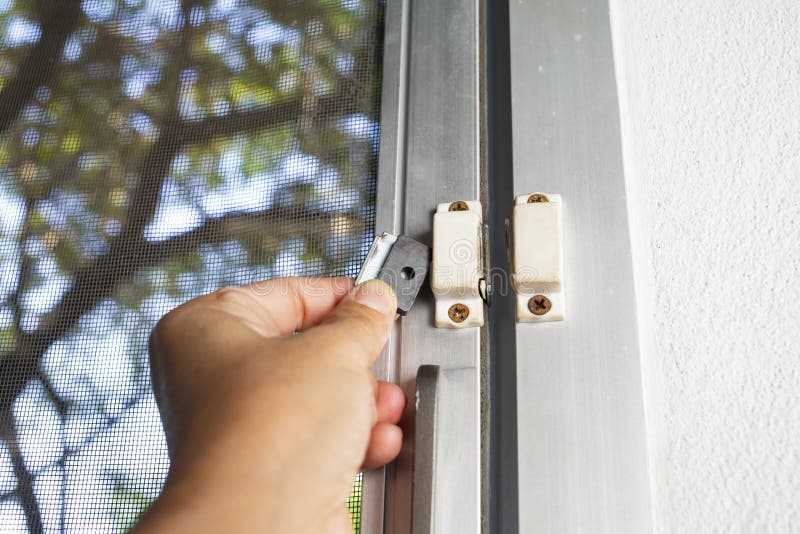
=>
[2,415,44,534]
[149,206,366,261]
[37,373,69,416]
[177,90,360,146]
[0,385,148,506]
[0,0,84,133]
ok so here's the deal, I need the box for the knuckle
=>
[149,306,183,360]
[209,286,246,307]
[149,294,203,361]
[151,307,180,343]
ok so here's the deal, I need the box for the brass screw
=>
[448,303,470,323]
[449,200,469,211]
[528,295,551,315]
[527,194,549,203]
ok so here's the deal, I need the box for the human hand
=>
[131,277,404,534]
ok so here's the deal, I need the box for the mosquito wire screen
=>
[0,0,384,532]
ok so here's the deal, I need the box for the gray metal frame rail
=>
[361,0,483,532]
[505,0,653,532]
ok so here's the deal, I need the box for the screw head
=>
[449,201,469,211]
[527,194,549,203]
[448,303,470,323]
[527,295,551,315]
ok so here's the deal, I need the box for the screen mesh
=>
[0,1,383,532]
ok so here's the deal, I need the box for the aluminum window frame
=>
[491,0,655,532]
[361,0,484,532]
[362,1,652,532]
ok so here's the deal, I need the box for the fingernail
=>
[351,279,396,315]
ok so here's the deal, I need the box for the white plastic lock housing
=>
[432,200,484,328]
[512,193,565,322]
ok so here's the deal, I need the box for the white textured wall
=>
[609,1,800,532]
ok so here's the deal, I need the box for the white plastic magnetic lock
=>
[432,200,484,328]
[512,193,565,322]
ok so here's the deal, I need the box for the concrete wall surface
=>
[610,1,800,532]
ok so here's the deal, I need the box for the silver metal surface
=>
[508,1,653,532]
[411,366,482,534]
[362,0,483,531]
[411,365,439,534]
[360,0,409,528]
[430,367,481,533]
[377,236,430,315]
[356,232,398,286]
[356,234,430,315]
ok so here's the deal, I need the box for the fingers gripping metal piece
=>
[356,233,431,315]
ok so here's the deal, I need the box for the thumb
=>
[294,279,397,368]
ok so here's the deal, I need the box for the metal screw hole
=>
[400,266,415,280]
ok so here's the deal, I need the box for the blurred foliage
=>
[0,0,383,532]
[347,474,363,534]
[106,471,151,532]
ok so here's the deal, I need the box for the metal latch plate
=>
[356,232,430,315]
